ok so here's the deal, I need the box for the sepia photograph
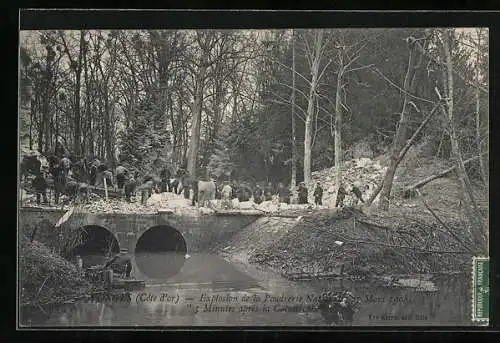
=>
[18,24,489,327]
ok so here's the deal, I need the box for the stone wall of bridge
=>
[18,207,261,254]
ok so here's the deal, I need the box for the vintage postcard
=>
[18,13,490,327]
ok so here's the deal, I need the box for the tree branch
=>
[372,67,435,104]
[421,199,476,254]
[345,63,375,74]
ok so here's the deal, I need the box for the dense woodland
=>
[19,29,488,216]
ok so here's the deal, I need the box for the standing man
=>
[191,179,199,207]
[32,170,49,205]
[124,172,138,202]
[60,155,72,176]
[160,167,171,193]
[253,184,263,204]
[351,184,365,205]
[335,184,347,208]
[221,182,233,209]
[54,165,67,205]
[298,182,308,204]
[313,182,324,206]
[102,167,114,188]
[182,170,191,199]
[115,164,128,190]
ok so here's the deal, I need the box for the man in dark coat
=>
[314,182,324,205]
[124,172,138,202]
[351,184,365,205]
[297,182,308,204]
[238,184,252,202]
[31,171,49,205]
[230,181,239,200]
[115,165,128,190]
[253,184,264,204]
[335,184,347,208]
[181,171,192,199]
[160,167,171,193]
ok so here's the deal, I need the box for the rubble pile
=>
[82,198,159,215]
[307,157,387,207]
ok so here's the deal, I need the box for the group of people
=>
[21,142,369,209]
[335,183,368,207]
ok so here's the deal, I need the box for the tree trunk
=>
[42,56,51,155]
[378,38,421,210]
[290,29,297,194]
[304,96,313,184]
[475,29,487,186]
[334,68,343,187]
[29,96,34,150]
[104,91,113,166]
[442,29,487,251]
[186,64,207,177]
[303,30,323,185]
[83,40,92,159]
[73,31,85,158]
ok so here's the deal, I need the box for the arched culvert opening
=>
[134,225,187,279]
[70,225,120,268]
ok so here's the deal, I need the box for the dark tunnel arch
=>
[70,225,120,267]
[134,225,187,279]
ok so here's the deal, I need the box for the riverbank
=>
[19,237,104,309]
[219,178,485,281]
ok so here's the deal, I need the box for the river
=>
[19,252,480,327]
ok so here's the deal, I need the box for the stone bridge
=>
[19,206,266,278]
[18,207,261,255]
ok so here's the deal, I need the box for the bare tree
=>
[440,28,487,252]
[474,28,488,186]
[302,30,324,184]
[377,36,425,210]
[58,30,86,158]
[290,29,297,196]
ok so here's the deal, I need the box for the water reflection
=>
[20,252,476,327]
[303,274,472,326]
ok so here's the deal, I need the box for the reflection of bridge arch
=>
[70,225,120,267]
[134,225,187,279]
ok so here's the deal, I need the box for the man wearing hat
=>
[313,182,324,206]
